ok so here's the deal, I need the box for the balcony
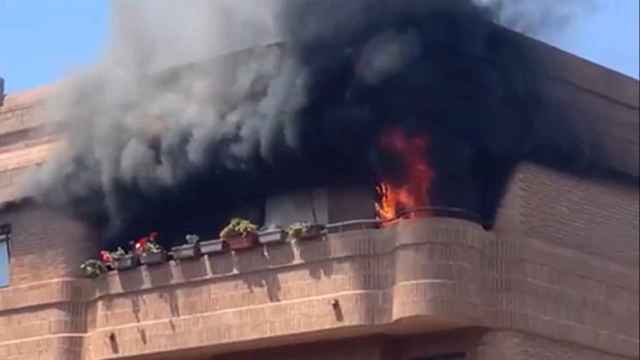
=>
[0,212,494,360]
[84,215,491,359]
[0,179,637,359]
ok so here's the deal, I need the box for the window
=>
[0,224,11,288]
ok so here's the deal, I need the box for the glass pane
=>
[0,241,8,287]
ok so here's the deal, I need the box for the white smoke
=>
[109,0,281,72]
[26,0,304,230]
[474,0,595,36]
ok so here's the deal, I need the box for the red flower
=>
[135,237,148,254]
[99,250,112,264]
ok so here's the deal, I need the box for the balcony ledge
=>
[0,217,637,360]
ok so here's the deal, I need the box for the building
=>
[0,28,638,360]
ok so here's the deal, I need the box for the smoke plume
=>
[26,0,593,246]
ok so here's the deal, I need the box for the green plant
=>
[287,222,309,239]
[134,237,164,255]
[110,247,129,260]
[144,241,164,254]
[220,218,258,239]
[287,222,325,239]
[80,259,107,278]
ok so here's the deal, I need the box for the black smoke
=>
[27,0,594,247]
[281,0,547,226]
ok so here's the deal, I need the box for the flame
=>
[375,128,434,222]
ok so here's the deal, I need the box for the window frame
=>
[0,223,12,288]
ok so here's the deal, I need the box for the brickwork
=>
[514,164,638,267]
[0,203,98,286]
[0,203,96,359]
[471,331,630,360]
[0,86,51,137]
[495,164,639,354]
[0,141,57,172]
[0,201,636,359]
[0,87,60,205]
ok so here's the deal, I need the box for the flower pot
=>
[171,244,201,260]
[139,251,167,265]
[258,229,287,245]
[295,224,326,241]
[224,232,258,251]
[83,267,104,278]
[199,239,226,255]
[81,260,107,278]
[112,255,138,271]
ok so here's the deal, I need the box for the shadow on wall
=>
[297,237,334,280]
[233,241,295,302]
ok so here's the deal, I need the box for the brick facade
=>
[0,200,637,359]
[1,203,98,286]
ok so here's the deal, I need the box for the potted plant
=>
[98,250,114,271]
[80,259,107,278]
[136,233,167,265]
[220,218,258,251]
[258,224,287,245]
[287,222,326,241]
[199,237,227,255]
[110,247,137,270]
[171,234,201,260]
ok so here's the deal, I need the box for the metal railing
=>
[323,206,484,233]
[392,206,483,224]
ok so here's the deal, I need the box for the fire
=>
[375,128,434,222]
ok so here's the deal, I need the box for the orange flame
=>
[375,128,434,222]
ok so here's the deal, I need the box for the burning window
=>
[375,128,434,223]
[372,126,499,229]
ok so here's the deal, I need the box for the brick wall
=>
[472,331,630,360]
[0,203,96,359]
[0,86,59,205]
[513,164,638,267]
[0,202,99,286]
[492,163,639,355]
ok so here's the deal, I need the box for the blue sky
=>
[0,0,110,93]
[0,0,638,93]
